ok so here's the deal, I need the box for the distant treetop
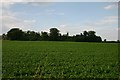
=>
[2,28,102,42]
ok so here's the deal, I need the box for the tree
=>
[83,31,88,36]
[2,34,7,40]
[7,28,24,40]
[41,31,49,41]
[88,31,96,36]
[0,35,2,40]
[25,31,40,41]
[117,40,120,43]
[5,28,103,42]
[35,32,41,40]
[104,39,107,42]
[49,28,60,41]
[80,33,83,36]
[67,32,69,36]
[96,36,102,42]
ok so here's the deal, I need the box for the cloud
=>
[94,16,118,26]
[47,12,64,15]
[1,0,55,10]
[2,14,36,34]
[85,15,118,41]
[1,0,55,2]
[81,16,118,28]
[24,2,55,7]
[57,24,84,35]
[57,16,118,34]
[23,20,36,23]
[56,15,118,40]
[55,12,64,15]
[1,2,64,34]
[0,2,39,34]
[1,2,118,40]
[45,9,55,12]
[1,6,36,34]
[45,9,65,16]
[58,25,68,34]
[1,0,120,2]
[57,24,118,41]
[2,2,15,9]
[104,3,118,10]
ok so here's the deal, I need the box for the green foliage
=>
[2,34,7,40]
[2,41,119,78]
[41,32,49,41]
[4,28,102,42]
[83,31,88,36]
[88,31,96,36]
[7,28,24,40]
[49,28,60,41]
[25,31,41,41]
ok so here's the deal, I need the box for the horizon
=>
[1,2,118,41]
[0,27,119,41]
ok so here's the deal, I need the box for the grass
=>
[2,40,119,78]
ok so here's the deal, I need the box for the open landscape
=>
[1,1,119,79]
[2,41,119,78]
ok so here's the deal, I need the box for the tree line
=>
[2,28,102,42]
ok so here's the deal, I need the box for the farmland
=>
[2,41,119,78]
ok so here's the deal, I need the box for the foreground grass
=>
[2,41,119,78]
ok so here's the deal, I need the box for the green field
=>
[2,41,119,78]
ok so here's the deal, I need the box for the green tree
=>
[49,28,60,41]
[7,28,24,40]
[88,31,96,36]
[41,31,49,41]
[83,31,88,36]
[2,34,7,40]
[26,31,40,41]
[104,39,107,42]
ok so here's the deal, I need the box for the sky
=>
[0,0,119,41]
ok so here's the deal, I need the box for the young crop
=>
[2,41,119,79]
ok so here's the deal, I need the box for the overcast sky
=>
[1,1,119,41]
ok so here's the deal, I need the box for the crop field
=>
[2,41,119,78]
